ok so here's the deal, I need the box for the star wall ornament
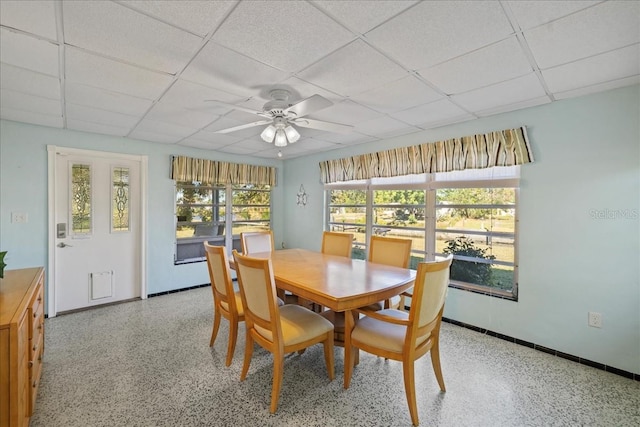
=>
[296,185,308,207]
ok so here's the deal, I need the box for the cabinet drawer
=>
[29,286,44,339]
[31,309,44,343]
[29,343,44,415]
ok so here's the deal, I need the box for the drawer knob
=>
[33,312,37,318]
[29,361,33,368]
[32,381,37,388]
[38,296,42,302]
[33,344,37,351]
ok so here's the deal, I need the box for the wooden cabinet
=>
[0,267,45,427]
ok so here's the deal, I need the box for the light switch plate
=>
[11,212,28,223]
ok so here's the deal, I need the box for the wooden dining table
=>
[236,248,416,386]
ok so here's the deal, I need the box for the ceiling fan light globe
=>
[284,125,300,143]
[260,125,277,143]
[274,129,287,147]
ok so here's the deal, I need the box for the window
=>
[325,167,519,300]
[175,182,271,264]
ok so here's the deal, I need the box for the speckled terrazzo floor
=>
[31,287,639,427]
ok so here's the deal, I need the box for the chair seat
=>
[352,309,428,353]
[279,305,334,346]
[220,292,244,316]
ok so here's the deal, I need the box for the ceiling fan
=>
[206,89,353,147]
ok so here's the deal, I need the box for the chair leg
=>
[270,351,284,414]
[210,308,221,347]
[430,340,446,392]
[240,333,254,381]
[225,317,238,367]
[323,333,335,381]
[402,359,419,426]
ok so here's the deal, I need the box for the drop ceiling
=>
[1,0,638,159]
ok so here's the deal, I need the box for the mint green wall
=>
[0,120,283,294]
[282,85,640,375]
[1,86,637,374]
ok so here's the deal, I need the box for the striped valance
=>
[319,127,533,184]
[171,156,276,186]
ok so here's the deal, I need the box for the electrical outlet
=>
[588,312,602,328]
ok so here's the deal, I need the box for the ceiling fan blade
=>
[215,120,273,134]
[292,118,353,134]
[204,100,270,117]
[283,94,332,118]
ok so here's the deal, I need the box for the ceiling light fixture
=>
[260,117,299,147]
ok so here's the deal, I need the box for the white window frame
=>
[324,168,519,300]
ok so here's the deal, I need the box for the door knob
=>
[57,242,72,248]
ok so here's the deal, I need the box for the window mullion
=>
[225,185,233,253]
[365,187,373,250]
[425,189,436,261]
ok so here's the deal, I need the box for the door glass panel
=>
[112,167,130,232]
[71,163,92,235]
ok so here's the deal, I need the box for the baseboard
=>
[441,317,639,382]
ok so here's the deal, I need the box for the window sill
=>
[448,280,517,301]
[174,257,206,265]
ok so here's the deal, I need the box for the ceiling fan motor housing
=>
[263,89,294,117]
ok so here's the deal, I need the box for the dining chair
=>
[344,254,453,426]
[321,231,354,258]
[240,230,274,254]
[204,242,283,366]
[204,242,243,367]
[367,235,413,310]
[232,250,335,414]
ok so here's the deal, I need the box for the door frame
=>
[47,145,148,318]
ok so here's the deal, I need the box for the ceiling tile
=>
[0,63,60,100]
[506,1,603,30]
[1,107,62,128]
[211,1,354,71]
[0,0,57,40]
[314,1,419,34]
[0,28,59,76]
[390,98,470,127]
[65,83,153,116]
[131,118,197,139]
[474,96,551,117]
[63,0,202,74]
[365,1,513,70]
[543,44,640,94]
[311,99,383,125]
[65,48,172,100]
[553,75,640,101]
[298,39,408,96]
[355,115,421,138]
[128,129,181,144]
[146,102,217,129]
[179,131,240,149]
[420,37,532,95]
[216,144,261,155]
[66,118,131,137]
[119,0,235,37]
[66,103,139,129]
[350,75,442,114]
[525,1,640,69]
[146,79,244,128]
[181,42,290,97]
[451,73,548,113]
[319,132,377,145]
[1,88,61,116]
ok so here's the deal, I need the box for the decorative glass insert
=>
[112,167,130,232]
[71,164,92,234]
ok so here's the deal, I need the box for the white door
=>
[52,148,143,313]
